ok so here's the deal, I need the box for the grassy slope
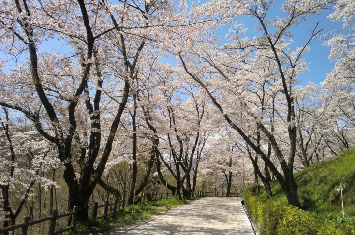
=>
[261,147,355,219]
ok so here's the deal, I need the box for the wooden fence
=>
[0,190,239,234]
[0,207,77,235]
[198,191,240,197]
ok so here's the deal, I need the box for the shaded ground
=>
[112,197,254,235]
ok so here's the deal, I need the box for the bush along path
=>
[112,197,254,235]
[243,148,355,235]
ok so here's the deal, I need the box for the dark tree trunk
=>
[134,148,156,199]
[129,91,138,205]
[128,153,138,205]
[264,166,273,198]
[224,157,233,197]
[192,141,205,195]
[176,162,182,200]
[253,157,260,193]
[246,147,272,198]
[264,144,273,198]
[226,171,232,197]
[192,171,197,194]
[69,194,90,221]
[282,172,301,208]
[183,174,192,199]
[63,159,95,221]
[155,158,177,195]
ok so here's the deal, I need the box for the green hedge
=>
[243,188,354,235]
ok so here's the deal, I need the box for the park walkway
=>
[114,197,254,235]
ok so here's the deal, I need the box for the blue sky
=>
[208,1,341,86]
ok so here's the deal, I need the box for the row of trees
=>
[0,0,353,226]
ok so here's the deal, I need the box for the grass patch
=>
[114,198,190,228]
[67,197,191,234]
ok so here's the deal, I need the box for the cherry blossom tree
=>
[321,0,355,155]
[140,66,209,199]
[0,107,59,227]
[176,0,332,207]
[325,0,354,91]
[319,89,354,156]
[161,90,207,199]
[202,129,249,196]
[294,81,353,167]
[0,0,183,220]
[294,83,327,167]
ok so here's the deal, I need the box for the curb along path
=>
[114,197,254,235]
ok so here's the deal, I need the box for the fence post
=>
[48,209,58,235]
[21,216,30,235]
[104,201,109,220]
[92,202,98,219]
[72,206,78,233]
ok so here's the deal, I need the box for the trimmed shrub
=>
[243,188,347,235]
[276,206,340,235]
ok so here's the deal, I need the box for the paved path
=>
[115,197,254,235]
